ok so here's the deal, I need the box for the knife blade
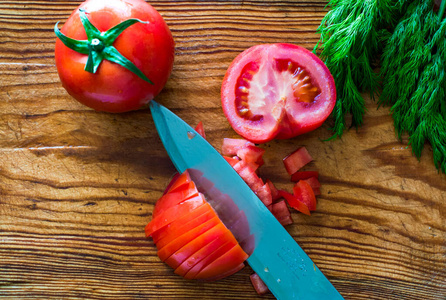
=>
[149,100,344,300]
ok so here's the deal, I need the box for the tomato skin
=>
[221,43,336,143]
[55,0,175,113]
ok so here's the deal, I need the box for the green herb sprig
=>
[380,0,446,172]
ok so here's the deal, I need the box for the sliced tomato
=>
[271,199,292,219]
[174,228,235,277]
[155,207,217,249]
[283,147,313,175]
[145,193,206,237]
[221,138,254,156]
[204,262,246,282]
[293,180,317,211]
[183,240,238,280]
[165,223,230,270]
[290,170,319,182]
[278,190,311,216]
[221,43,336,143]
[165,170,193,194]
[153,181,199,216]
[194,121,206,139]
[194,243,248,280]
[150,202,212,242]
[157,216,221,262]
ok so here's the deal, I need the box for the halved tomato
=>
[221,43,336,143]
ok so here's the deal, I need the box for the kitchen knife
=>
[150,100,344,300]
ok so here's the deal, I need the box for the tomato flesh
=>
[293,180,317,211]
[153,182,199,216]
[222,43,336,143]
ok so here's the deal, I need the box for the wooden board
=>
[1,1,445,299]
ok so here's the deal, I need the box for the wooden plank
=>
[0,1,445,299]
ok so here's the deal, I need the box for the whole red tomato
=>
[221,43,336,143]
[55,0,175,113]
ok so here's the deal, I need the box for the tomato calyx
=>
[54,9,153,84]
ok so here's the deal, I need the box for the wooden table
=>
[1,1,445,299]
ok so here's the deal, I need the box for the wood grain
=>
[1,1,445,299]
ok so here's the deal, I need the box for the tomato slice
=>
[153,181,199,216]
[150,202,212,242]
[165,223,230,270]
[165,170,193,194]
[155,206,217,249]
[283,147,313,175]
[194,243,248,280]
[278,190,311,216]
[293,180,317,211]
[157,216,221,262]
[145,193,206,237]
[174,229,234,277]
[221,43,336,143]
[183,240,238,280]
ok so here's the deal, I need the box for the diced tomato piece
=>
[302,177,321,189]
[150,203,213,242]
[165,223,229,270]
[293,180,317,211]
[223,155,240,167]
[194,121,206,139]
[145,193,206,237]
[277,215,294,226]
[194,243,248,280]
[290,170,319,182]
[157,216,221,262]
[155,207,217,248]
[283,147,313,175]
[236,144,265,165]
[271,199,291,219]
[221,138,254,156]
[312,187,321,196]
[174,228,235,277]
[250,273,269,295]
[278,190,311,215]
[165,170,193,194]
[266,179,281,202]
[153,182,199,216]
[256,183,273,206]
[184,240,238,280]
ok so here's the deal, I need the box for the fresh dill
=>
[316,0,446,173]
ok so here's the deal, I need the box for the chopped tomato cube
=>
[221,138,254,156]
[236,144,265,166]
[302,177,321,189]
[266,179,281,202]
[293,180,317,211]
[250,273,269,295]
[290,170,319,182]
[223,155,240,167]
[278,190,311,215]
[271,199,291,219]
[277,215,294,226]
[194,121,206,139]
[283,147,313,175]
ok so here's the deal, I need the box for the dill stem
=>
[438,0,446,19]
